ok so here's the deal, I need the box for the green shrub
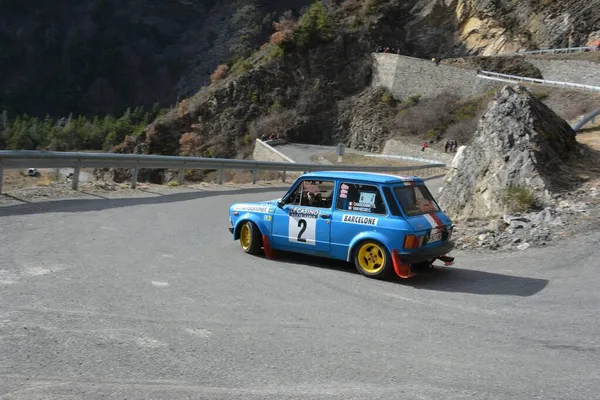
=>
[362,0,382,15]
[406,94,421,107]
[294,1,331,47]
[264,45,285,63]
[454,102,477,121]
[230,57,253,74]
[380,92,395,105]
[503,186,536,213]
[248,90,259,103]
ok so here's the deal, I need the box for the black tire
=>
[352,240,394,279]
[239,220,263,255]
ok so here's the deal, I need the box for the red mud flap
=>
[392,249,416,279]
[438,255,455,266]
[262,235,277,260]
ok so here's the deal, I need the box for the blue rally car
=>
[227,171,455,279]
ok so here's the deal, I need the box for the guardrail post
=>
[0,164,3,195]
[131,167,138,189]
[71,166,80,190]
[282,170,286,182]
[251,169,257,184]
[178,168,184,185]
[218,169,223,185]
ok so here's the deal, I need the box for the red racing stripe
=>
[429,212,444,227]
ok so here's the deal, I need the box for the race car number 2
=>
[288,208,318,245]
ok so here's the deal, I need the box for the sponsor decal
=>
[342,214,378,226]
[264,215,272,221]
[359,192,376,206]
[348,201,374,212]
[233,204,270,213]
[289,207,319,219]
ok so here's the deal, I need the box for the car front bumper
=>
[228,227,234,234]
[396,240,455,265]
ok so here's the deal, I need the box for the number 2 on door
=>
[288,216,316,245]
[297,219,307,242]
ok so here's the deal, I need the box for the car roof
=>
[300,171,424,184]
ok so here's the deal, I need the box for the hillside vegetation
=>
[1,0,599,161]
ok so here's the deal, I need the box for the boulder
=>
[450,145,468,169]
[438,85,577,221]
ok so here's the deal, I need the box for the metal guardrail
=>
[492,46,597,57]
[476,70,600,93]
[572,107,600,131]
[0,150,447,194]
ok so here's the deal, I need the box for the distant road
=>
[275,143,366,164]
[1,179,599,399]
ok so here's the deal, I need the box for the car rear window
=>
[393,185,440,216]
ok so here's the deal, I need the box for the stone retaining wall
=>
[528,59,600,87]
[252,139,295,163]
[372,53,500,100]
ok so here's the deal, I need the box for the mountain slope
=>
[0,0,312,117]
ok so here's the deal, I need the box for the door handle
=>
[321,214,331,219]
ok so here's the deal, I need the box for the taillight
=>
[403,235,423,249]
[447,226,453,240]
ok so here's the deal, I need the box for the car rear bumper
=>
[395,240,455,265]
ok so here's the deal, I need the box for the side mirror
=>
[277,200,285,208]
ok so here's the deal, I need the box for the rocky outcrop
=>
[438,84,578,221]
[454,0,600,55]
[333,87,398,152]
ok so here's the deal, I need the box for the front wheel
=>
[239,221,262,255]
[353,240,394,279]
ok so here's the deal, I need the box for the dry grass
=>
[318,152,420,166]
[557,128,600,190]
[1,169,62,191]
[314,152,446,178]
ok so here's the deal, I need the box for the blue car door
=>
[271,179,335,254]
[330,181,389,260]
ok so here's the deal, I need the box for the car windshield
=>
[392,185,440,216]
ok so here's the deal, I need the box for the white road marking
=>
[0,270,20,285]
[185,328,212,338]
[151,281,169,287]
[25,267,52,276]
[135,337,166,348]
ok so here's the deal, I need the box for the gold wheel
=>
[240,223,251,251]
[357,242,385,274]
[238,221,262,255]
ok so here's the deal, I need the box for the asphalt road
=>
[1,180,599,399]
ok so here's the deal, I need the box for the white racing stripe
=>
[423,213,439,229]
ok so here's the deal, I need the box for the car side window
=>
[285,180,335,208]
[336,182,387,215]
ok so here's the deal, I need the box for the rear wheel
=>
[239,221,262,255]
[353,240,394,279]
